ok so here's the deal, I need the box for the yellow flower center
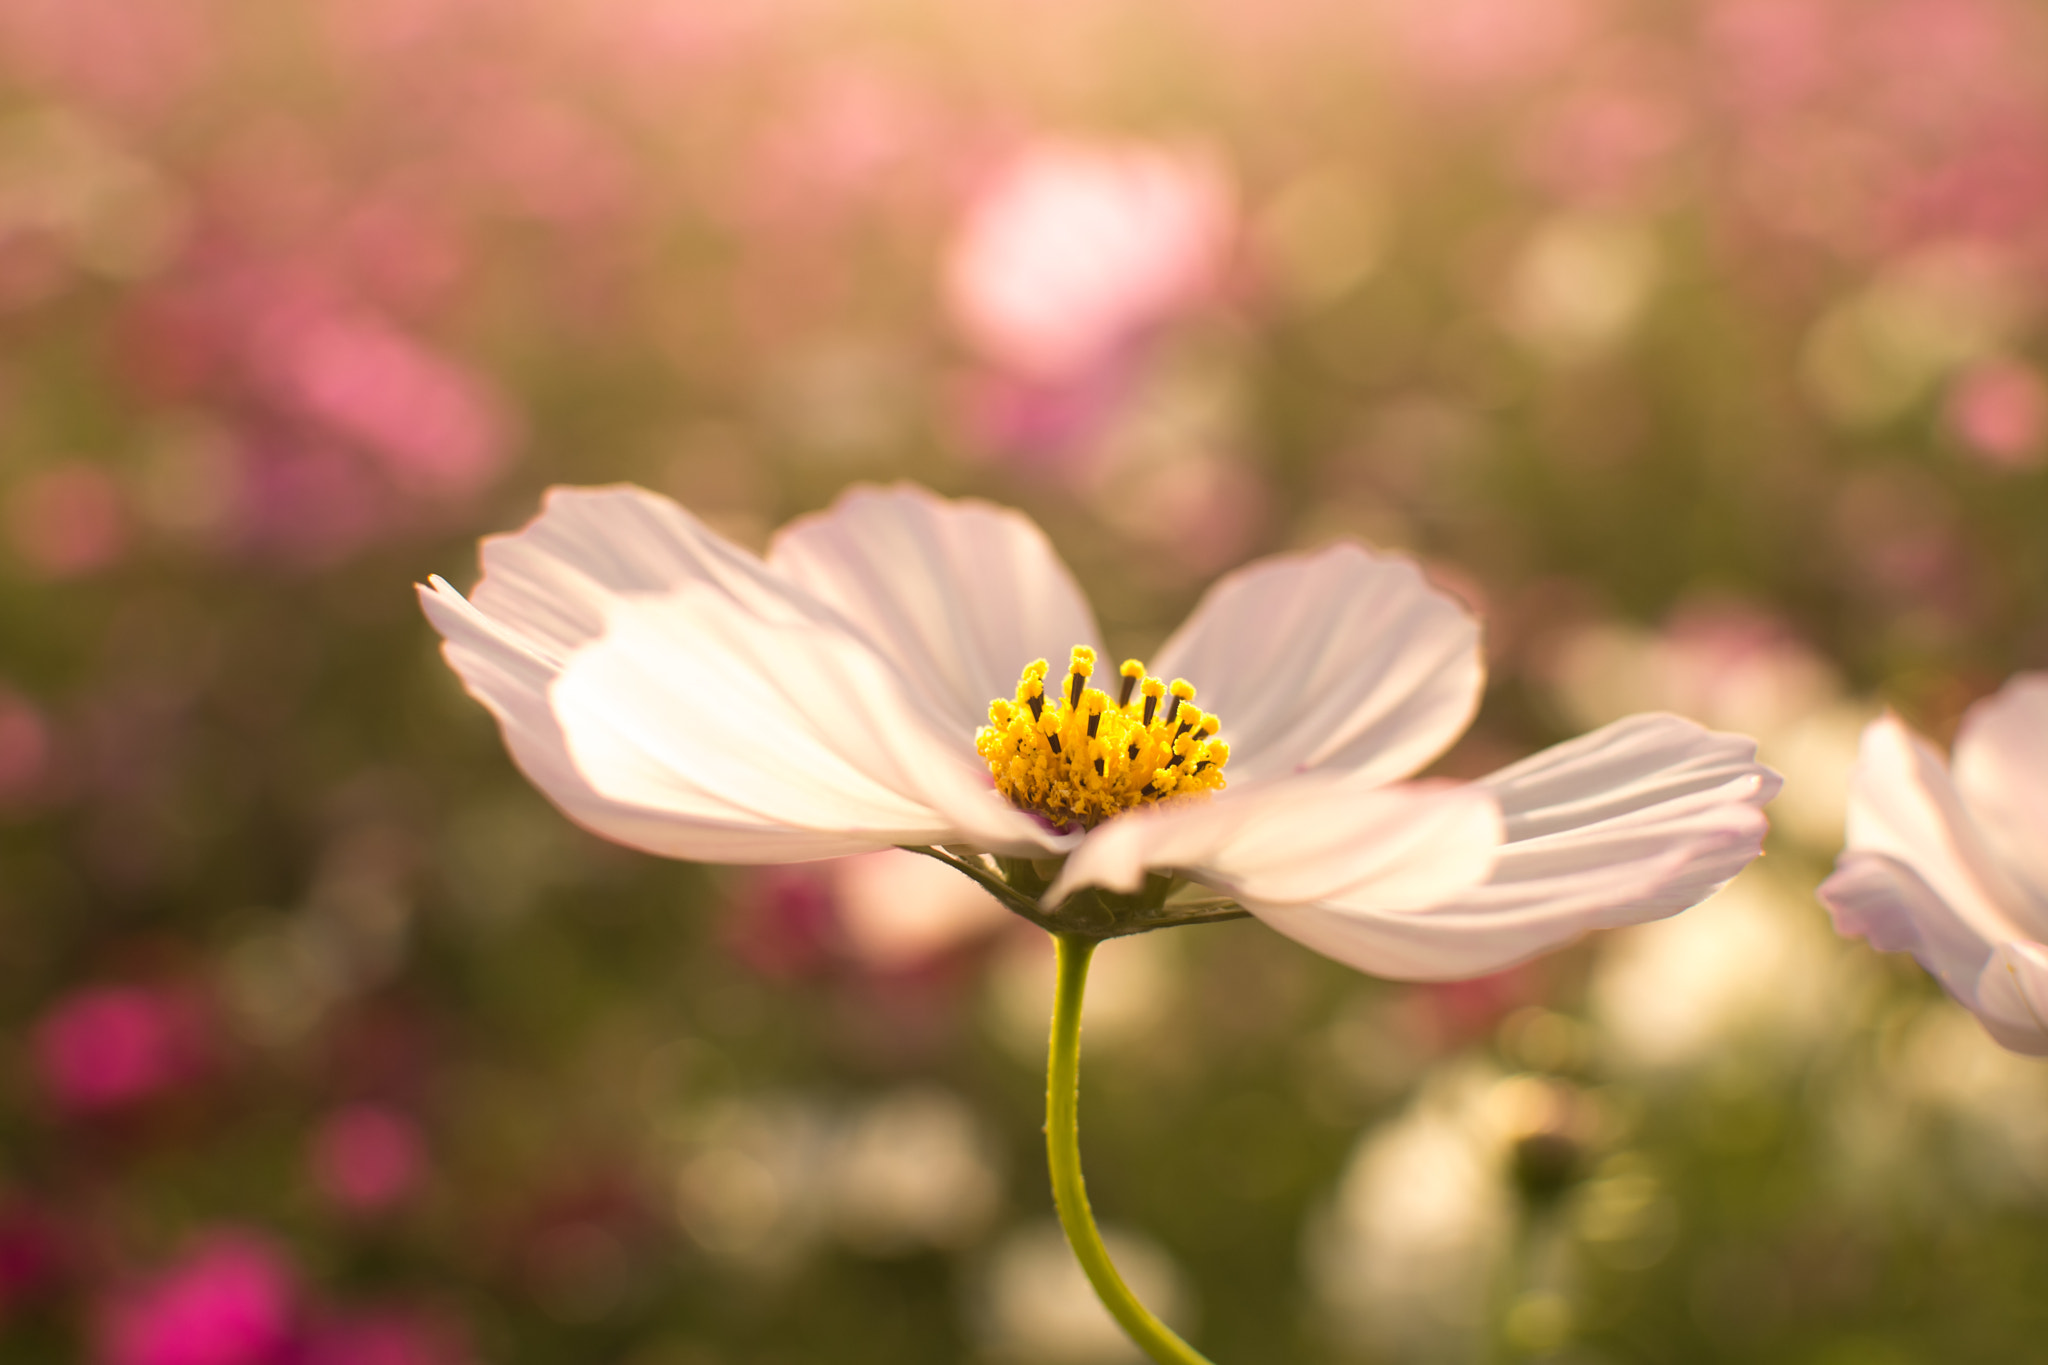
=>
[976,646,1230,831]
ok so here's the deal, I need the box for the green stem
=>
[1046,933,1216,1365]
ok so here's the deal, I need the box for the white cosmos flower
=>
[1819,676,2048,1055]
[419,483,1778,980]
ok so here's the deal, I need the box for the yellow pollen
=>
[977,649,1230,831]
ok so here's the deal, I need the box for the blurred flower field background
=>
[5,0,2048,1361]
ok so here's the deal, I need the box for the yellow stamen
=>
[976,650,1230,831]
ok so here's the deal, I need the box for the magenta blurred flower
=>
[6,464,130,579]
[310,1107,427,1215]
[1945,358,2046,468]
[100,1234,297,1365]
[33,984,207,1116]
[0,1201,71,1313]
[1820,676,2048,1055]
[944,138,1233,383]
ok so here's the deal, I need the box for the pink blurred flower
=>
[724,866,839,980]
[303,1311,468,1365]
[1519,74,1689,208]
[1946,359,2048,469]
[1375,0,1597,97]
[33,984,208,1116]
[0,0,212,118]
[271,314,512,499]
[829,850,1010,972]
[0,690,53,811]
[944,138,1234,382]
[6,465,130,579]
[0,1201,71,1313]
[310,1107,426,1215]
[100,1234,297,1365]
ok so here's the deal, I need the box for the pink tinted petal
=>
[551,587,1059,855]
[1047,776,1501,921]
[1819,850,1997,1003]
[422,486,1068,862]
[426,579,873,862]
[769,485,1102,735]
[1845,714,2044,943]
[1971,940,2048,1057]
[1150,544,1483,787]
[465,484,844,664]
[1951,673,2048,915]
[1305,715,1777,981]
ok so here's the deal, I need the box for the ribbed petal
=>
[1045,777,1505,976]
[1307,714,1780,980]
[1972,941,2048,1057]
[549,587,1061,855]
[1149,544,1482,787]
[769,485,1103,737]
[422,486,1068,863]
[1840,714,2041,947]
[1818,851,1997,1005]
[467,484,840,659]
[1951,673,2048,928]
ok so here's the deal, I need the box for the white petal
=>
[1818,850,1998,1004]
[1970,940,2048,1057]
[1337,715,1780,981]
[1046,778,1504,976]
[770,485,1103,736]
[1841,713,2043,945]
[552,587,1059,855]
[468,484,840,661]
[425,579,877,861]
[422,486,1069,862]
[1952,673,2048,920]
[1149,544,1482,787]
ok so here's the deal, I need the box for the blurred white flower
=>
[987,930,1178,1061]
[673,1095,832,1272]
[975,1220,1192,1364]
[1500,212,1659,365]
[422,483,1777,982]
[1901,1009,2048,1196]
[1256,166,1388,308]
[1802,241,2030,428]
[1590,869,1835,1070]
[829,848,1010,970]
[824,1086,1003,1255]
[944,138,1233,381]
[1306,1064,1514,1360]
[1819,676,2048,1056]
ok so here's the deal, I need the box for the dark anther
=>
[1140,781,1161,797]
[1094,757,1105,777]
[1047,732,1062,754]
[1068,673,1085,709]
[1142,695,1158,727]
[1027,694,1043,722]
[1127,741,1141,760]
[1193,760,1213,774]
[1119,675,1137,707]
[1164,695,1183,726]
[1087,712,1101,739]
